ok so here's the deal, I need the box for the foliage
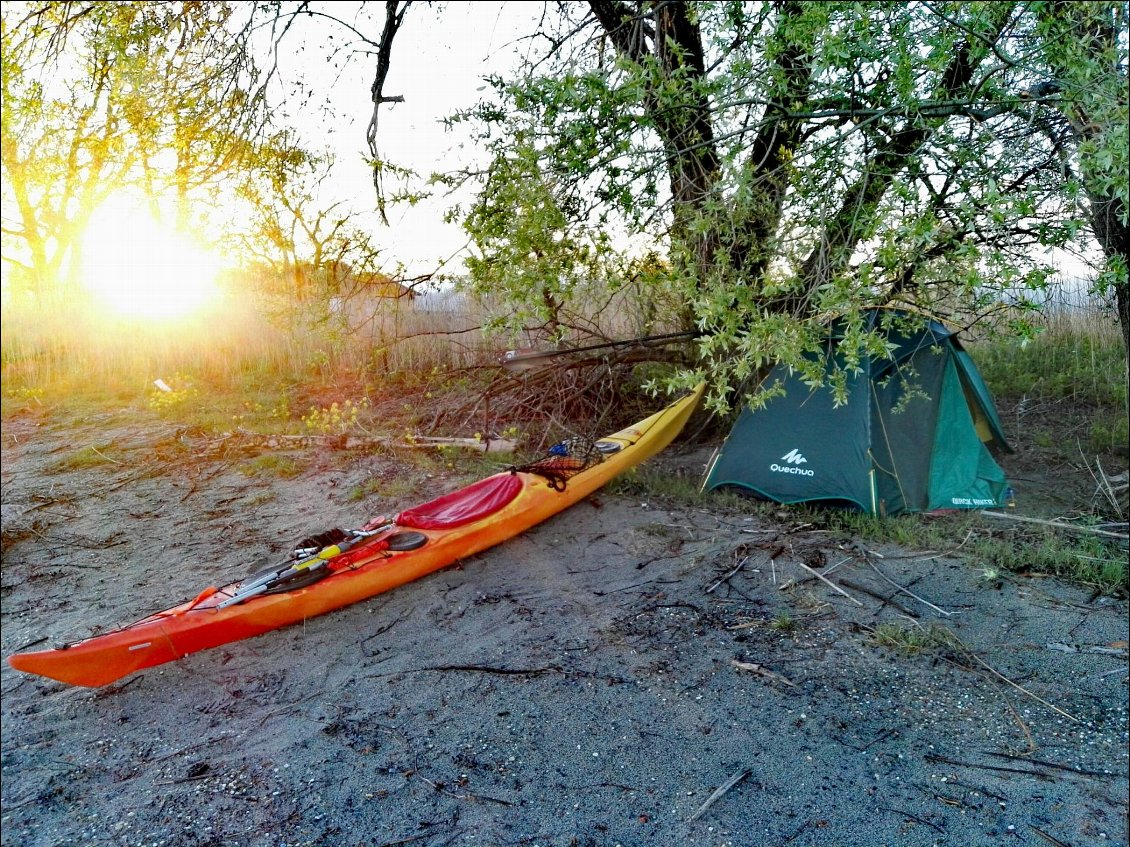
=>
[1,1,393,334]
[418,2,1129,408]
[302,398,370,436]
[1,2,268,291]
[1029,1,1130,355]
[4,1,1127,413]
[970,305,1128,453]
[975,330,1127,408]
[229,130,392,306]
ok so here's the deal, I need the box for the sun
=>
[81,196,222,319]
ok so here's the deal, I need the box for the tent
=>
[703,309,1012,515]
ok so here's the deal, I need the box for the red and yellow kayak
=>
[7,385,704,687]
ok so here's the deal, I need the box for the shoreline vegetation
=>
[3,279,1127,595]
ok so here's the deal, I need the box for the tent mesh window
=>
[513,436,604,491]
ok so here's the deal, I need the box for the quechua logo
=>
[771,448,815,476]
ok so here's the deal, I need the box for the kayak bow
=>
[7,385,705,688]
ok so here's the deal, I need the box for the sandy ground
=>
[1,403,1127,847]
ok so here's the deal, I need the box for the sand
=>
[1,404,1126,847]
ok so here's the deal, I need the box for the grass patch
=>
[347,475,423,503]
[966,529,1128,596]
[769,612,796,633]
[812,508,1128,596]
[970,308,1128,454]
[610,465,1127,595]
[47,444,125,473]
[239,454,304,479]
[431,446,512,481]
[609,466,719,505]
[348,478,387,502]
[869,622,957,655]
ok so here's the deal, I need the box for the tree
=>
[366,1,1128,406]
[1033,1,1129,352]
[232,130,388,307]
[8,1,1125,396]
[1,2,267,294]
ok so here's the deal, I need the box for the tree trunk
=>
[1040,1,1130,355]
[589,0,721,288]
[729,1,817,286]
[784,3,1017,317]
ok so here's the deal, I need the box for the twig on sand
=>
[931,754,1125,786]
[372,664,564,678]
[410,770,514,807]
[705,555,750,594]
[685,767,751,823]
[89,446,124,465]
[866,560,953,617]
[941,630,1080,723]
[879,806,945,834]
[1088,667,1129,681]
[1046,642,1129,658]
[1002,695,1037,754]
[981,750,1125,779]
[791,559,864,606]
[782,820,813,843]
[1030,824,1072,847]
[404,743,514,807]
[155,772,214,787]
[925,753,1058,780]
[376,835,430,847]
[731,660,797,687]
[144,738,216,765]
[852,726,899,751]
[924,752,1119,781]
[91,675,142,699]
[837,578,919,618]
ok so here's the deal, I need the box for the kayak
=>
[7,384,705,687]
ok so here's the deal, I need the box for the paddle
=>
[217,521,393,609]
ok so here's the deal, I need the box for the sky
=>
[275,2,542,280]
[283,2,1097,286]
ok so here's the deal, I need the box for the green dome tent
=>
[703,310,1012,516]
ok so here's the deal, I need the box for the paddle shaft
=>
[217,525,390,608]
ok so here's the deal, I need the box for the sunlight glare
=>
[81,197,222,319]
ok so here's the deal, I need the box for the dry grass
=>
[1,288,476,392]
[1,277,686,454]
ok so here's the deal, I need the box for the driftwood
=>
[979,510,1129,540]
[226,431,518,454]
[685,767,752,823]
[865,560,953,617]
[390,436,518,454]
[731,660,797,687]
